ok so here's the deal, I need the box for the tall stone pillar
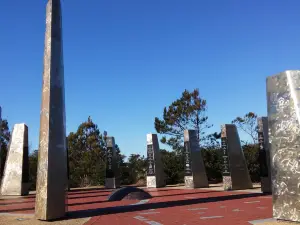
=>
[35,0,67,220]
[184,130,208,188]
[221,124,252,190]
[105,137,120,189]
[0,124,29,196]
[146,133,166,188]
[257,117,272,193]
[267,70,300,222]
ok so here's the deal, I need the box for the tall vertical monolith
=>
[35,0,67,220]
[184,130,208,188]
[267,70,300,222]
[0,123,29,196]
[146,133,166,188]
[105,137,120,189]
[221,124,252,190]
[257,117,272,193]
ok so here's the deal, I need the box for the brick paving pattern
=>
[0,187,273,225]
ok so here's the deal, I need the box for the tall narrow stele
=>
[221,124,252,190]
[184,130,208,188]
[146,133,166,188]
[267,70,300,222]
[105,137,120,189]
[0,123,29,196]
[35,0,67,220]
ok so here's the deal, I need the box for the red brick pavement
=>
[0,187,273,225]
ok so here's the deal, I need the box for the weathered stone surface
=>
[0,124,29,196]
[105,137,120,189]
[221,124,252,190]
[257,117,272,193]
[267,70,300,222]
[184,130,208,188]
[35,0,67,220]
[146,133,166,188]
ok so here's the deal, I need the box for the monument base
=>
[261,177,271,193]
[223,175,253,191]
[185,175,209,188]
[223,176,233,190]
[184,176,194,188]
[146,176,165,188]
[105,178,120,189]
[147,176,156,188]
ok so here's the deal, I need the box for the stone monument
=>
[184,130,208,188]
[146,133,166,188]
[267,70,300,222]
[35,0,67,220]
[257,117,272,193]
[105,137,120,189]
[0,123,29,196]
[221,124,252,190]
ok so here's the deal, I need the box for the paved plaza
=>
[0,184,279,225]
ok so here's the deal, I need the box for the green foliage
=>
[68,116,106,187]
[27,117,128,189]
[0,119,10,179]
[29,150,38,190]
[126,154,147,184]
[24,109,262,189]
[155,89,220,151]
[201,148,223,182]
[232,112,258,144]
[160,149,184,184]
[243,144,260,182]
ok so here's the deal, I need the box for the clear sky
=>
[1,0,299,157]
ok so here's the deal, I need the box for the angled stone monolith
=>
[35,0,67,220]
[184,130,208,188]
[221,124,252,190]
[257,117,272,193]
[267,70,300,222]
[0,123,29,196]
[146,133,166,188]
[105,137,120,189]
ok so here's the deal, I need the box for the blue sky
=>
[1,0,299,157]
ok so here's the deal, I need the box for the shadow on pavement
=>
[151,190,219,198]
[67,193,110,200]
[66,192,270,220]
[67,188,111,194]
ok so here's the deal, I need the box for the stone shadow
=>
[0,192,270,218]
[67,188,112,194]
[67,193,111,200]
[152,190,219,198]
[66,192,269,220]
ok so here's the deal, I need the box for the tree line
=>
[0,89,261,190]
